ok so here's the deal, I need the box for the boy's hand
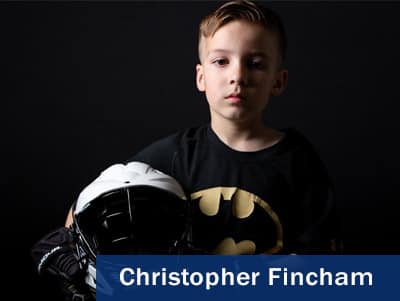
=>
[31,227,94,301]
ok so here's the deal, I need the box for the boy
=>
[33,0,338,299]
[130,0,338,255]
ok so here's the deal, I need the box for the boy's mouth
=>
[225,93,244,104]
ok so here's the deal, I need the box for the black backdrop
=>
[2,1,400,299]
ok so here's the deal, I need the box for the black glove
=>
[31,227,94,301]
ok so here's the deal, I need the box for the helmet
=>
[71,161,187,296]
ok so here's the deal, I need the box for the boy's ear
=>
[196,64,205,92]
[271,69,288,96]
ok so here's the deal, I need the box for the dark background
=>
[1,1,400,299]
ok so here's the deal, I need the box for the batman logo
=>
[190,187,283,255]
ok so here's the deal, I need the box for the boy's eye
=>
[212,58,228,66]
[248,59,265,70]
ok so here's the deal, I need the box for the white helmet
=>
[71,161,187,296]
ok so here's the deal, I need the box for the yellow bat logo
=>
[190,187,283,255]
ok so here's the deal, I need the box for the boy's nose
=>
[229,62,248,86]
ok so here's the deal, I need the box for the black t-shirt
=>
[128,124,337,254]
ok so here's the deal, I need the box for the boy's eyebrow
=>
[207,49,270,59]
[208,49,233,55]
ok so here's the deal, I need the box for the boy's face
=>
[196,20,288,124]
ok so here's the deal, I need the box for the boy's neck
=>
[210,117,284,152]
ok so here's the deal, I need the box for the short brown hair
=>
[198,0,287,64]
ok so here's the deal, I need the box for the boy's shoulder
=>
[127,125,326,175]
[126,125,208,173]
[129,125,321,159]
[280,127,322,156]
[268,127,329,176]
[281,127,312,146]
[136,124,208,153]
[281,127,330,178]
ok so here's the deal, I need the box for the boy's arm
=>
[288,132,342,254]
[65,206,74,228]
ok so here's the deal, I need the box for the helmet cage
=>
[73,185,186,262]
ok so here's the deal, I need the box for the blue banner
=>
[96,255,399,301]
